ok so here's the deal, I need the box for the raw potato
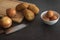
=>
[46,10,54,18]
[23,9,35,21]
[16,3,29,11]
[0,16,12,28]
[6,8,16,17]
[11,12,24,23]
[28,4,39,14]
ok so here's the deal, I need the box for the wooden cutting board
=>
[0,1,23,16]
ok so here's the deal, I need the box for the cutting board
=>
[0,1,28,34]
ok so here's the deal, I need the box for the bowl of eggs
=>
[41,10,60,25]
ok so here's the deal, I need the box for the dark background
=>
[0,0,60,40]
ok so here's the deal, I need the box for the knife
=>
[5,24,27,34]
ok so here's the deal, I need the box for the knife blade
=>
[5,24,27,34]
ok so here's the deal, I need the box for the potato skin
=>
[28,4,39,14]
[11,12,24,23]
[16,3,29,11]
[23,9,35,21]
[1,16,12,28]
[6,8,16,17]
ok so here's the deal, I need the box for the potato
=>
[11,12,24,23]
[23,9,35,21]
[28,4,39,14]
[0,16,12,28]
[46,10,54,18]
[16,3,29,11]
[6,8,16,17]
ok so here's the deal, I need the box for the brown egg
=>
[43,15,50,21]
[46,10,54,18]
[50,15,58,20]
[6,8,16,17]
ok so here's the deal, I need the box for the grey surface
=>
[0,0,60,40]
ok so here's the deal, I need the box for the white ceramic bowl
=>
[40,11,60,25]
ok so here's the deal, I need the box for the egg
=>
[50,15,58,20]
[6,8,16,17]
[46,10,54,18]
[43,15,50,21]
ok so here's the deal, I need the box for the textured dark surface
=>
[0,0,60,40]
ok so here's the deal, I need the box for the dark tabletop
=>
[0,0,60,40]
